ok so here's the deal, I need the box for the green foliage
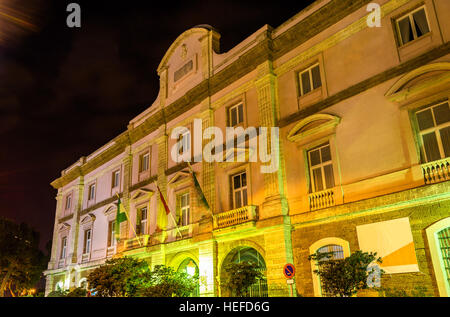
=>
[0,217,47,297]
[47,289,68,297]
[222,261,264,297]
[308,250,383,297]
[66,287,88,297]
[134,265,198,297]
[87,257,198,297]
[87,257,149,297]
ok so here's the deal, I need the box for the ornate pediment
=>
[131,188,154,201]
[80,213,96,225]
[58,223,71,233]
[168,170,192,187]
[287,114,341,145]
[102,204,117,216]
[386,63,450,104]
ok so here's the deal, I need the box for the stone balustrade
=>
[213,205,257,229]
[422,158,450,184]
[308,188,335,211]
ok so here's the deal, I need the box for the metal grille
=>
[437,227,450,286]
[317,244,344,297]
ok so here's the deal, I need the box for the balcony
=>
[106,246,116,258]
[308,188,336,211]
[213,205,257,229]
[81,253,90,263]
[422,158,450,184]
[123,234,150,250]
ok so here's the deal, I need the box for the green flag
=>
[187,164,210,210]
[115,196,128,241]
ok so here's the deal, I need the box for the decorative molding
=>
[287,113,341,144]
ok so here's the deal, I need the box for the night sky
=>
[0,0,315,250]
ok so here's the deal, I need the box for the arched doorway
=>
[177,258,200,296]
[220,246,268,297]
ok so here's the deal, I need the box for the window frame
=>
[112,170,120,189]
[228,103,245,127]
[298,63,322,96]
[83,228,92,255]
[64,194,72,211]
[139,152,150,173]
[139,206,148,235]
[307,142,335,193]
[413,101,450,163]
[88,183,96,201]
[231,171,248,209]
[107,220,116,247]
[395,5,431,46]
[60,236,67,260]
[177,192,190,226]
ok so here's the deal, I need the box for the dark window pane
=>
[323,164,335,189]
[321,145,332,162]
[433,103,450,126]
[423,132,441,162]
[231,108,237,126]
[238,104,244,124]
[301,71,311,95]
[233,175,241,189]
[417,109,434,131]
[413,9,430,37]
[235,192,242,208]
[309,149,321,166]
[311,65,322,89]
[241,173,247,187]
[243,189,248,206]
[398,17,413,44]
[440,126,450,158]
[312,168,323,192]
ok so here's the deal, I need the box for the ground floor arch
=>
[220,246,268,297]
[177,257,200,296]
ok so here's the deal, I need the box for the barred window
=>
[437,227,450,287]
[316,244,344,297]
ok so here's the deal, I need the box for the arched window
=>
[177,258,199,296]
[309,237,350,297]
[221,247,268,297]
[426,217,450,296]
[316,244,344,297]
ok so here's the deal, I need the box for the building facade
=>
[45,0,450,297]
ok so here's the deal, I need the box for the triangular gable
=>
[80,213,96,225]
[131,188,154,201]
[168,170,191,186]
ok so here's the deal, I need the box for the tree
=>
[87,257,198,297]
[134,265,198,297]
[308,250,383,297]
[0,217,46,297]
[87,257,148,297]
[222,261,264,297]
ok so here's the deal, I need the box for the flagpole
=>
[187,161,210,211]
[153,181,183,239]
[116,193,142,247]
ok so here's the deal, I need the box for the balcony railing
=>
[81,253,90,263]
[124,234,150,249]
[309,188,335,211]
[213,205,257,229]
[106,246,116,258]
[422,158,450,184]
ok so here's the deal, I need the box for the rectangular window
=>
[139,153,150,173]
[416,102,450,162]
[396,7,430,46]
[231,171,248,209]
[177,193,190,226]
[107,220,116,247]
[178,130,191,156]
[112,170,120,188]
[88,184,95,201]
[139,207,148,235]
[308,143,335,192]
[65,195,71,210]
[83,229,92,254]
[299,64,322,96]
[60,236,67,259]
[228,103,244,127]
